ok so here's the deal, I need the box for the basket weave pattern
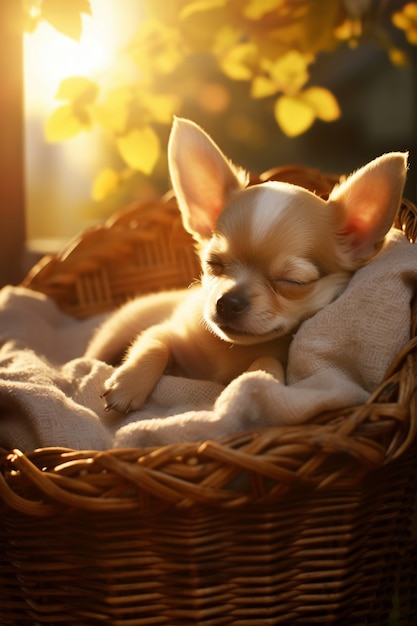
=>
[1,166,416,625]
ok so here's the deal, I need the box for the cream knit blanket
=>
[0,230,415,451]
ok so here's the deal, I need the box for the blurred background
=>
[0,0,415,284]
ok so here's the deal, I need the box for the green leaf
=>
[116,126,160,174]
[45,104,88,141]
[41,0,92,41]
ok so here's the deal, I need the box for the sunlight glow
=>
[24,0,142,244]
[24,6,119,114]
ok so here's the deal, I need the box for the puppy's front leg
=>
[247,357,285,383]
[102,327,170,414]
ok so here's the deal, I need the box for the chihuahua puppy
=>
[86,117,407,414]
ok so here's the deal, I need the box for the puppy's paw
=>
[101,367,151,414]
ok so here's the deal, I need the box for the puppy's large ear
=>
[329,152,408,262]
[168,117,248,242]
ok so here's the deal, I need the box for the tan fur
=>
[85,118,408,414]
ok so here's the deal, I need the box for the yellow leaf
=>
[140,92,180,124]
[405,2,417,17]
[407,29,417,44]
[55,76,98,105]
[220,42,257,80]
[243,0,283,20]
[302,87,340,121]
[267,51,310,94]
[179,2,232,53]
[251,75,279,99]
[180,0,228,20]
[274,86,340,137]
[212,25,239,54]
[45,104,87,141]
[92,168,120,201]
[41,0,91,41]
[389,47,408,66]
[392,3,417,45]
[274,95,315,137]
[95,87,132,134]
[116,126,160,174]
[404,1,417,19]
[334,18,362,42]
[129,19,183,76]
[24,4,41,34]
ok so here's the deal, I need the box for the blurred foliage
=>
[392,0,417,43]
[25,0,416,201]
[25,0,92,40]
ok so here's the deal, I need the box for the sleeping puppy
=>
[85,117,407,414]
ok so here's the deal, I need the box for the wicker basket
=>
[1,165,416,625]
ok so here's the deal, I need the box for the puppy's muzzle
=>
[216,291,249,322]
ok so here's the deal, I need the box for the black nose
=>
[216,292,249,321]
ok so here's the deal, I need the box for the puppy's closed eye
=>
[268,260,321,297]
[270,279,318,300]
[271,274,320,288]
[270,261,321,288]
[271,277,310,286]
[205,255,225,276]
[270,258,321,284]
